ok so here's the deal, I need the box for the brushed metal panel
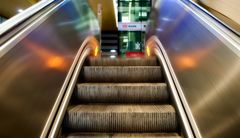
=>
[147,0,240,137]
[0,0,99,137]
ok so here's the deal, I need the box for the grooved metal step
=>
[101,52,118,57]
[87,57,158,66]
[101,34,118,38]
[63,104,178,133]
[82,66,162,82]
[101,46,118,50]
[74,83,169,103]
[102,40,118,43]
[61,57,182,137]
[66,133,181,138]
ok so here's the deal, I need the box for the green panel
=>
[119,31,145,55]
[118,0,151,56]
[118,0,151,22]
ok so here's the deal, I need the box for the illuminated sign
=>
[118,22,147,31]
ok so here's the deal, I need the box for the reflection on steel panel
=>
[0,0,99,137]
[147,0,240,137]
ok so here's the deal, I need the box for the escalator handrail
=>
[178,0,240,54]
[146,36,197,138]
[0,0,64,59]
[0,0,54,36]
[183,0,240,37]
[43,36,99,138]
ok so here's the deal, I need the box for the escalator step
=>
[87,57,158,66]
[66,133,181,138]
[82,66,162,82]
[75,83,169,103]
[63,104,178,132]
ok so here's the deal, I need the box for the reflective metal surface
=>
[147,0,240,137]
[0,0,99,137]
[0,0,54,35]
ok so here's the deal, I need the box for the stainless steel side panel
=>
[0,0,99,137]
[147,0,240,137]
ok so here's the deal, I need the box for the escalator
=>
[59,57,182,137]
[0,0,239,136]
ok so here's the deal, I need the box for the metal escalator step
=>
[101,33,118,38]
[101,39,117,43]
[87,57,158,66]
[75,83,169,103]
[63,104,178,132]
[82,66,162,82]
[66,133,181,138]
